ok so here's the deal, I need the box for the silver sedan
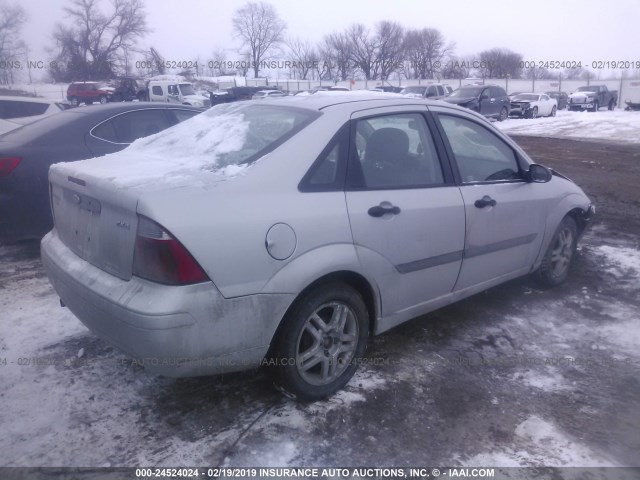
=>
[42,93,594,400]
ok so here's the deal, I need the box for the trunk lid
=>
[49,164,140,280]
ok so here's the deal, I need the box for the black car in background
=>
[0,103,201,243]
[546,91,569,110]
[444,85,510,121]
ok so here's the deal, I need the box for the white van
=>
[147,80,210,108]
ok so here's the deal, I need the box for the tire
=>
[70,97,79,107]
[608,100,615,111]
[531,107,538,119]
[270,282,369,401]
[550,106,557,117]
[99,96,108,104]
[498,107,508,122]
[591,101,599,112]
[536,216,578,287]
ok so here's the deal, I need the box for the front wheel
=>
[536,216,578,287]
[550,106,557,117]
[498,107,508,122]
[531,107,538,119]
[591,101,599,112]
[99,95,108,104]
[270,282,369,401]
[69,97,79,107]
[608,100,615,110]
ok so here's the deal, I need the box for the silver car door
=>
[432,108,552,290]
[345,107,465,322]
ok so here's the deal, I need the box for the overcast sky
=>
[18,0,640,79]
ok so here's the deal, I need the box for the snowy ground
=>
[1,228,639,468]
[495,109,640,144]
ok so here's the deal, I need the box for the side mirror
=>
[526,164,552,183]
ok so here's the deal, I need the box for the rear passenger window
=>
[92,110,171,144]
[152,86,163,96]
[438,114,520,183]
[0,100,48,119]
[351,113,444,189]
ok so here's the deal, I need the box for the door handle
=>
[368,204,401,217]
[474,195,497,208]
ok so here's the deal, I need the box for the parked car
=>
[66,82,114,106]
[443,85,510,121]
[110,77,148,102]
[545,91,568,110]
[41,94,593,400]
[509,93,558,118]
[0,96,69,134]
[376,85,403,93]
[568,85,618,111]
[252,90,287,99]
[400,84,452,99]
[147,80,211,108]
[0,103,202,243]
[507,92,524,102]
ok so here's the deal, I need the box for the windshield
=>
[126,103,320,169]
[449,87,483,98]
[576,86,598,92]
[179,84,196,96]
[512,94,540,101]
[401,86,426,95]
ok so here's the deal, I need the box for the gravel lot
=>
[1,135,639,468]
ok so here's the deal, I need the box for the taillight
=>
[0,157,20,177]
[133,215,209,285]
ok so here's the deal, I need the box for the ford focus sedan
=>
[41,93,593,400]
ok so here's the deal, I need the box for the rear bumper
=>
[41,230,295,377]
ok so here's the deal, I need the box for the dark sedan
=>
[545,91,569,110]
[443,85,510,121]
[0,103,201,243]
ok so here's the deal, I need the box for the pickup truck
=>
[568,85,618,112]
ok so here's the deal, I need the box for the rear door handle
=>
[474,195,497,208]
[368,204,401,217]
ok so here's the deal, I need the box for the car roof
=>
[0,102,201,143]
[256,91,458,111]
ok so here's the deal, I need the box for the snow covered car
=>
[509,93,558,118]
[41,93,594,400]
[400,84,452,99]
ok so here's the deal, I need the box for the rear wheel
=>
[270,282,369,401]
[70,97,79,107]
[498,107,508,122]
[99,95,108,104]
[537,216,578,287]
[608,100,615,110]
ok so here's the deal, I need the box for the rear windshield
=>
[401,86,426,95]
[126,103,320,169]
[449,87,483,98]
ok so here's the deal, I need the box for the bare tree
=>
[208,48,231,76]
[440,55,475,79]
[50,0,148,82]
[346,23,378,80]
[478,48,522,79]
[319,32,354,81]
[524,66,557,80]
[375,21,404,81]
[232,1,286,78]
[287,37,316,80]
[403,28,453,79]
[0,2,27,84]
